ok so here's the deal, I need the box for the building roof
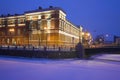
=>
[25,6,66,14]
[0,6,66,18]
[0,14,24,18]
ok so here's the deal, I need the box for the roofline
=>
[0,7,66,18]
[25,7,66,14]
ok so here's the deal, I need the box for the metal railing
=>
[0,45,75,52]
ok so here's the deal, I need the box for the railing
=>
[85,44,120,49]
[0,45,75,52]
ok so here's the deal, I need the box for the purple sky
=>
[0,0,120,40]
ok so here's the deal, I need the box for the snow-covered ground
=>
[92,53,120,62]
[0,54,120,80]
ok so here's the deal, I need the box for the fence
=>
[0,45,77,58]
[0,45,75,52]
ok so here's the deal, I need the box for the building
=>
[0,6,83,47]
[82,31,92,47]
[114,36,120,45]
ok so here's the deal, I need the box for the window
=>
[38,20,41,30]
[0,31,2,36]
[9,28,15,35]
[18,18,25,24]
[32,15,38,20]
[26,16,30,20]
[2,20,5,25]
[41,20,47,30]
[30,21,38,29]
[7,38,10,44]
[17,29,21,35]
[51,14,59,18]
[41,15,45,19]
[9,29,15,32]
[45,14,51,19]
[8,19,15,25]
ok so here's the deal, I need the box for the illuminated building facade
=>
[0,6,82,47]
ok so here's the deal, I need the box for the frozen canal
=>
[0,54,120,80]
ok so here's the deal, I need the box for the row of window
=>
[28,19,58,30]
[0,12,63,25]
[0,18,25,25]
[0,28,24,36]
[59,34,78,43]
[59,20,79,36]
[26,13,59,20]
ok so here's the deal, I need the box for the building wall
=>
[0,9,82,47]
[0,16,26,45]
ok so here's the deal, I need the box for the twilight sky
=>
[0,0,120,40]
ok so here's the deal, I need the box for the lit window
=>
[9,29,15,32]
[32,15,38,20]
[18,18,25,24]
[26,16,32,20]
[8,19,15,24]
[46,14,51,19]
[2,20,5,25]
[26,16,30,20]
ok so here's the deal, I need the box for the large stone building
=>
[0,6,83,47]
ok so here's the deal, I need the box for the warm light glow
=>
[59,30,79,39]
[44,27,47,30]
[82,32,84,35]
[25,10,54,16]
[87,33,90,36]
[9,29,15,32]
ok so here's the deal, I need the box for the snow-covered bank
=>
[91,53,120,62]
[0,56,120,80]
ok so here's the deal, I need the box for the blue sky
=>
[0,0,120,40]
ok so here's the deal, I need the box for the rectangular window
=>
[2,20,5,25]
[8,28,15,35]
[26,16,30,20]
[41,15,45,19]
[17,29,21,35]
[32,15,38,20]
[18,18,25,24]
[8,19,15,25]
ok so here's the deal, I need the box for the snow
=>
[0,54,120,80]
[91,53,120,62]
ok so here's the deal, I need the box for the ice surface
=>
[0,55,120,80]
